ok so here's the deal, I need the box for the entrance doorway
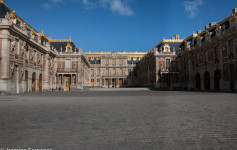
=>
[195,73,201,90]
[167,74,172,90]
[25,70,28,92]
[112,79,116,88]
[230,64,235,91]
[32,72,36,92]
[214,70,221,91]
[119,79,123,88]
[105,79,109,88]
[204,71,210,91]
[65,76,71,91]
[38,74,42,92]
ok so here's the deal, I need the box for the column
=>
[155,56,159,83]
[62,75,65,87]
[43,53,50,90]
[210,74,215,91]
[188,54,194,90]
[109,78,112,88]
[102,78,105,88]
[116,78,119,88]
[219,41,224,91]
[77,57,83,89]
[0,30,10,93]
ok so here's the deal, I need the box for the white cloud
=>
[183,0,203,18]
[81,0,97,9]
[82,0,89,5]
[43,0,64,9]
[99,0,134,16]
[43,0,134,16]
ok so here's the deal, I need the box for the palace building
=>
[136,35,182,89]
[176,8,237,92]
[0,0,236,94]
[84,51,145,88]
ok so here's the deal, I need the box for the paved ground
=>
[0,90,237,150]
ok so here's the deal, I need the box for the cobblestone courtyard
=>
[0,90,237,150]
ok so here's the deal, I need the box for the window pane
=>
[66,60,71,69]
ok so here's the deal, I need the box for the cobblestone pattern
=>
[0,91,237,150]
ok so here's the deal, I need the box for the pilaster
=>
[43,53,49,90]
[0,30,10,93]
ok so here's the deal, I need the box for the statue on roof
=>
[5,12,13,25]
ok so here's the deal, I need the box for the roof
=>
[88,57,101,64]
[0,2,10,18]
[127,57,140,64]
[50,41,77,52]
[156,42,182,53]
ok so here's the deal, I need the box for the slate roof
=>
[127,57,140,64]
[50,41,78,52]
[41,36,49,45]
[88,57,101,64]
[0,3,10,18]
[156,42,182,53]
[180,19,231,50]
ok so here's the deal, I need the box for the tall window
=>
[119,68,123,75]
[91,69,94,77]
[112,69,116,75]
[119,59,123,65]
[65,60,71,69]
[97,69,100,76]
[128,69,132,76]
[112,59,116,66]
[166,59,171,69]
[214,47,219,63]
[106,69,109,76]
[229,39,234,58]
[214,47,219,58]
[105,59,109,66]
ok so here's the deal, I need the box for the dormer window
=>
[163,44,170,52]
[67,47,71,52]
[65,43,72,52]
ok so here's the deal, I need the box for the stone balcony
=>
[57,68,78,73]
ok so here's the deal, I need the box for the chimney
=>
[232,8,237,14]
[175,34,179,40]
[197,30,201,34]
[171,37,175,40]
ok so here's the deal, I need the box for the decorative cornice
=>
[162,39,184,43]
[49,39,73,42]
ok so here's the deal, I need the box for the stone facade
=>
[0,2,57,94]
[0,1,236,93]
[84,51,145,88]
[176,9,237,92]
[136,35,182,89]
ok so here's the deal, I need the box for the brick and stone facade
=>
[176,9,237,92]
[0,1,236,93]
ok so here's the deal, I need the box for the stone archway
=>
[204,71,210,91]
[214,70,221,91]
[38,74,42,92]
[195,73,201,90]
[32,72,36,92]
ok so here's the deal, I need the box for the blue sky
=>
[6,0,237,52]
